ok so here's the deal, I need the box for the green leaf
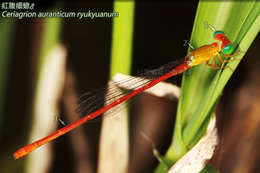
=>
[98,1,135,172]
[156,1,259,172]
[109,1,134,77]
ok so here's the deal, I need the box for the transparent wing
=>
[75,59,183,121]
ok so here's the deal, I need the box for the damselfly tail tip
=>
[13,148,28,160]
[13,150,22,160]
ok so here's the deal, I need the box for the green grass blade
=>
[109,2,134,77]
[156,1,259,172]
[182,0,259,149]
[98,1,134,172]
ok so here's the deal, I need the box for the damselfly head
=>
[213,31,225,39]
[222,44,233,55]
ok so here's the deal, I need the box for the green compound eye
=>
[222,44,233,54]
[213,31,224,38]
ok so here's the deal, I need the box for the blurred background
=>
[0,1,259,173]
